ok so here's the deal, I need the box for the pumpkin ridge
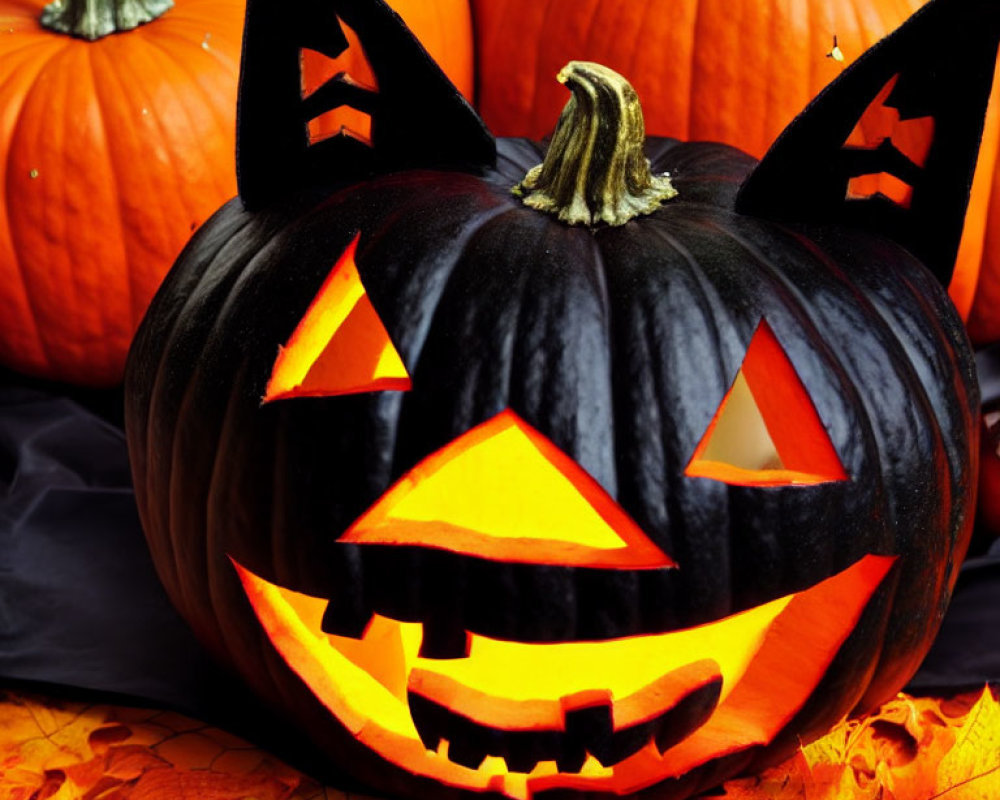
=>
[0,35,68,372]
[623,0,654,98]
[9,40,112,375]
[146,17,241,78]
[776,231,969,702]
[204,361,262,659]
[101,33,205,306]
[73,42,126,373]
[374,206,515,402]
[605,219,737,615]
[85,43,141,342]
[140,205,284,600]
[125,33,210,254]
[528,0,564,136]
[643,214,876,606]
[352,202,520,483]
[804,233,974,578]
[138,29,237,202]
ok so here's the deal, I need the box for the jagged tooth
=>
[555,745,588,774]
[563,701,614,765]
[653,678,722,755]
[320,599,374,638]
[564,700,657,768]
[578,753,612,777]
[448,737,489,770]
[418,622,470,659]
[407,692,445,752]
[323,545,374,637]
[504,737,542,774]
[480,755,509,776]
[599,721,655,766]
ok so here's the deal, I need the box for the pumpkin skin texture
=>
[0,0,243,387]
[0,0,473,388]
[125,136,978,799]
[470,0,1000,326]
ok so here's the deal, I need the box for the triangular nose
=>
[686,320,848,487]
[341,409,673,570]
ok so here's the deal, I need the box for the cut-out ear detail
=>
[735,0,1000,286]
[263,233,411,403]
[341,409,674,570]
[686,321,848,487]
[237,0,496,210]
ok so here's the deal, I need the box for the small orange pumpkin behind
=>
[0,0,473,387]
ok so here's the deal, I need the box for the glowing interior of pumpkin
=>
[686,320,849,486]
[341,409,674,569]
[234,554,892,799]
[263,232,410,403]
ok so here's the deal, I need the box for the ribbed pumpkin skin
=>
[0,0,474,387]
[471,0,1000,327]
[125,139,977,799]
[0,0,244,386]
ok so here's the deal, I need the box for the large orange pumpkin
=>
[471,0,1000,326]
[0,0,473,388]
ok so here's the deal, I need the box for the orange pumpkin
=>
[0,0,473,388]
[471,0,1000,326]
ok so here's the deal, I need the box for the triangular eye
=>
[686,321,848,487]
[263,233,411,403]
[341,409,673,570]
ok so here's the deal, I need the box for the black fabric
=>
[0,377,995,726]
[907,539,1000,692]
[0,381,228,712]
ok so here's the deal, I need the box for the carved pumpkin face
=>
[124,1,996,798]
[228,289,895,795]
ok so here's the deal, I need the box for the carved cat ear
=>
[735,0,1000,287]
[236,0,496,210]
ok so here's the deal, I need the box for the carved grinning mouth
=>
[233,554,894,799]
[406,671,723,773]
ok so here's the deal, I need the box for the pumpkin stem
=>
[514,61,677,226]
[40,0,173,40]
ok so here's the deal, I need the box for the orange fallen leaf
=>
[0,692,327,800]
[932,688,1000,799]
[2,688,996,800]
[715,688,1000,800]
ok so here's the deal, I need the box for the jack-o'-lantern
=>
[124,0,996,798]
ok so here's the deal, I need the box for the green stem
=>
[514,61,677,227]
[41,0,173,40]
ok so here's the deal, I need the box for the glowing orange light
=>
[845,74,935,207]
[232,553,893,799]
[263,233,411,403]
[686,320,848,486]
[340,409,673,569]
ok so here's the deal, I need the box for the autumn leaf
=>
[0,692,328,800]
[2,688,997,800]
[933,688,1000,799]
[714,688,999,800]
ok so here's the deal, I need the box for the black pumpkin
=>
[124,1,996,798]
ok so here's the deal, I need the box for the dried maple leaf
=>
[932,688,1000,799]
[0,692,308,800]
[713,689,999,800]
